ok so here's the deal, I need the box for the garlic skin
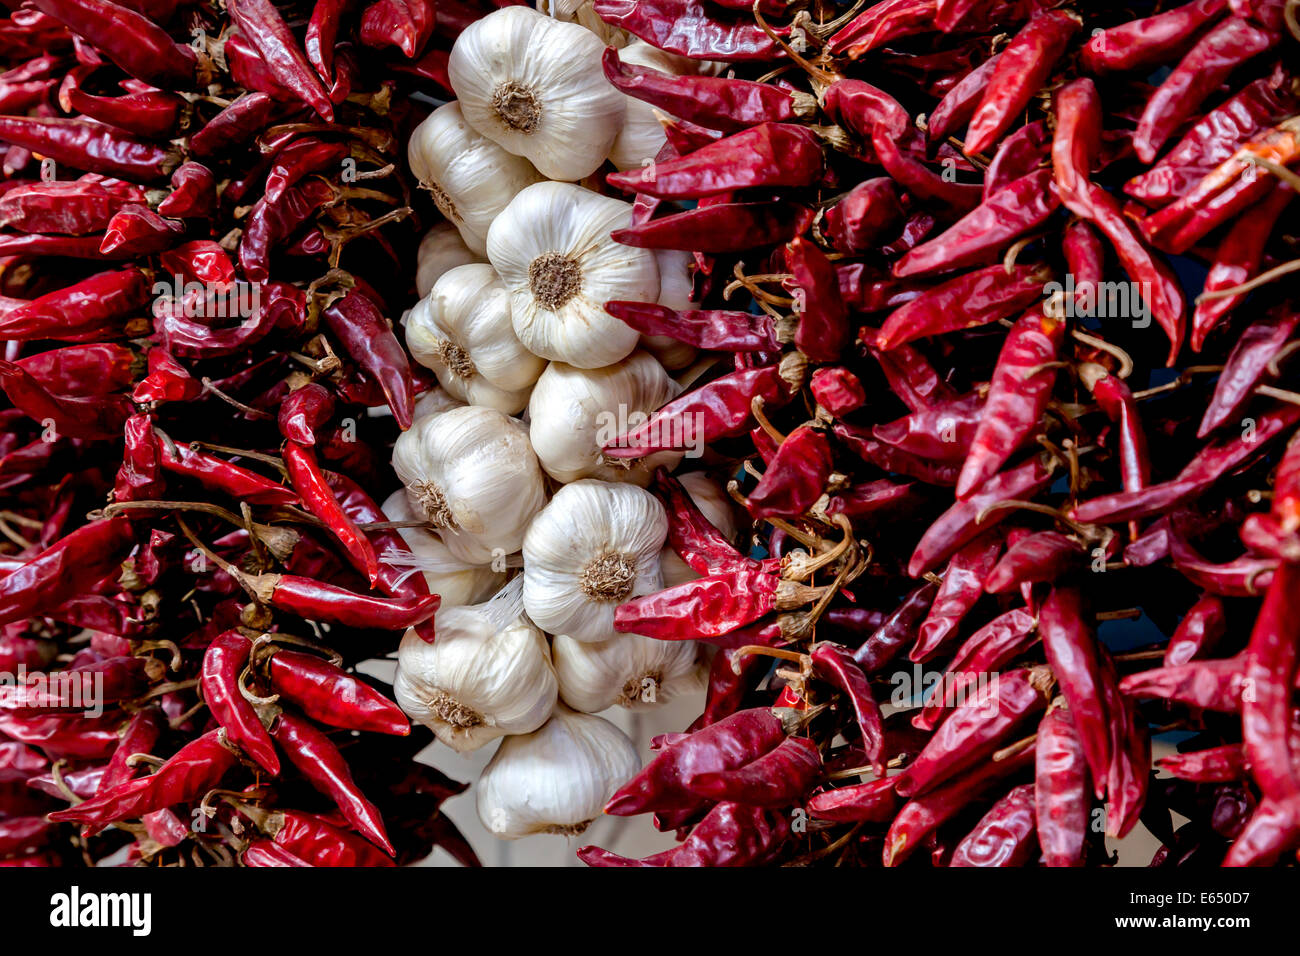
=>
[553,633,704,713]
[393,596,556,753]
[488,181,658,369]
[537,0,630,48]
[380,491,505,607]
[639,248,699,371]
[406,264,545,415]
[410,385,464,422]
[392,404,547,564]
[416,223,482,298]
[449,7,625,181]
[607,41,691,172]
[476,704,640,839]
[527,350,681,485]
[407,101,543,256]
[660,472,742,587]
[523,480,667,642]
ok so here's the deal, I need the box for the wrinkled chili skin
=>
[1035,701,1090,866]
[592,0,785,61]
[271,809,395,867]
[812,642,885,769]
[268,650,410,736]
[875,263,1046,350]
[605,301,777,353]
[912,531,1003,661]
[853,579,940,672]
[200,630,279,775]
[284,440,381,587]
[615,568,779,642]
[684,737,821,808]
[747,426,833,520]
[950,783,1038,867]
[321,291,416,431]
[611,202,814,253]
[255,574,441,631]
[785,237,850,363]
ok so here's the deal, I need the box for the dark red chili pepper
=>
[811,642,884,770]
[684,736,819,808]
[852,579,940,672]
[1223,796,1300,866]
[861,335,957,411]
[908,456,1056,577]
[270,711,393,855]
[1035,699,1089,867]
[5,656,155,712]
[592,0,785,61]
[1120,654,1261,712]
[227,0,334,120]
[200,630,279,774]
[61,81,183,140]
[284,440,380,587]
[822,178,906,255]
[651,470,753,576]
[243,572,440,630]
[131,348,200,405]
[244,839,314,866]
[264,808,394,867]
[1132,16,1277,164]
[0,268,148,341]
[0,517,134,627]
[828,0,937,58]
[97,707,163,793]
[29,0,195,87]
[984,531,1083,594]
[927,52,1000,145]
[615,568,817,643]
[321,291,415,431]
[964,10,1080,156]
[601,47,812,134]
[950,783,1038,867]
[154,430,298,507]
[606,707,788,815]
[984,120,1051,199]
[47,730,237,829]
[1240,561,1300,801]
[746,425,833,519]
[14,342,135,397]
[190,91,277,158]
[268,650,409,736]
[0,179,137,235]
[611,201,814,254]
[823,78,910,145]
[277,384,335,446]
[604,301,777,352]
[806,775,898,823]
[783,237,850,363]
[912,530,1003,661]
[894,169,1059,278]
[874,263,1047,350]
[0,713,121,761]
[0,115,173,182]
[156,161,217,220]
[810,367,867,416]
[99,203,185,256]
[1099,652,1149,838]
[1164,594,1228,668]
[360,0,434,58]
[873,389,983,464]
[1038,587,1111,799]
[1083,0,1229,74]
[265,138,349,205]
[1159,744,1247,782]
[871,126,982,211]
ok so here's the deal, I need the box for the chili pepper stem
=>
[1071,331,1134,379]
[1196,257,1300,301]
[200,377,275,420]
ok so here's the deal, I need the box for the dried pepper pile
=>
[574,0,1300,866]
[0,0,506,866]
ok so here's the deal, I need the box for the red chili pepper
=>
[244,839,314,866]
[822,178,907,255]
[592,0,785,61]
[927,52,1000,145]
[0,115,174,182]
[746,425,833,519]
[1083,0,1230,74]
[270,711,393,855]
[810,367,867,416]
[601,47,812,134]
[100,203,185,256]
[200,630,279,774]
[605,364,790,458]
[156,161,217,220]
[154,429,298,507]
[1163,594,1228,668]
[612,201,814,253]
[277,384,335,447]
[811,642,884,770]
[321,290,416,431]
[0,179,138,235]
[984,531,1083,594]
[284,440,380,587]
[604,301,777,352]
[852,579,940,672]
[189,91,277,158]
[157,280,306,358]
[874,263,1047,350]
[1038,586,1111,799]
[1240,561,1300,801]
[265,138,349,205]
[360,0,434,57]
[871,125,982,211]
[61,80,184,140]
[1132,16,1277,165]
[964,10,1080,156]
[47,730,237,830]
[683,736,819,808]
[606,707,787,815]
[912,531,1003,661]
[263,808,395,866]
[227,0,334,120]
[1035,699,1089,866]
[0,517,134,627]
[651,470,753,576]
[783,236,850,363]
[829,0,938,58]
[1223,796,1300,866]
[268,650,409,736]
[131,348,200,406]
[1099,652,1149,838]
[13,343,135,398]
[1159,743,1247,783]
[806,775,898,823]
[5,656,155,712]
[614,568,817,643]
[984,120,1051,199]
[29,0,195,87]
[950,782,1038,867]
[97,707,163,794]
[243,572,440,630]
[0,268,148,341]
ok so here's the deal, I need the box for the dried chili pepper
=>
[615,568,819,643]
[811,642,885,769]
[227,0,333,120]
[201,630,279,774]
[746,425,833,519]
[321,290,416,431]
[612,201,814,254]
[155,430,298,507]
[912,531,1003,661]
[950,783,1038,867]
[605,301,777,352]
[1159,744,1247,783]
[1035,698,1089,866]
[592,0,785,61]
[0,517,135,627]
[284,440,380,587]
[0,116,174,181]
[853,579,940,672]
[268,650,409,736]
[875,263,1047,350]
[784,236,850,363]
[684,736,819,808]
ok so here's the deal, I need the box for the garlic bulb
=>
[639,248,699,371]
[410,385,464,422]
[527,350,681,485]
[660,472,742,587]
[392,404,547,564]
[406,263,545,414]
[537,0,630,48]
[488,181,658,369]
[448,7,625,181]
[416,223,482,298]
[393,580,556,753]
[407,101,543,256]
[523,479,667,642]
[553,633,704,713]
[607,42,692,172]
[476,703,640,838]
[380,490,505,607]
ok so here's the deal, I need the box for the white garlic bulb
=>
[527,350,681,485]
[660,472,742,587]
[488,181,658,369]
[380,490,505,607]
[639,248,699,371]
[416,223,482,298]
[607,42,691,172]
[392,403,547,565]
[410,385,464,422]
[537,0,630,48]
[523,479,667,642]
[393,580,557,753]
[448,6,625,181]
[407,101,543,256]
[553,633,704,713]
[406,264,546,415]
[476,703,640,838]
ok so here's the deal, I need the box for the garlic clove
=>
[553,632,705,713]
[380,490,505,607]
[449,7,626,182]
[488,181,658,369]
[392,403,547,565]
[476,703,640,839]
[523,479,667,642]
[407,100,543,256]
[537,0,631,48]
[638,248,700,371]
[393,583,557,753]
[416,222,483,298]
[406,263,545,415]
[606,41,693,172]
[527,350,681,485]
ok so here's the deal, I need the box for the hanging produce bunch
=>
[0,0,520,867]
[401,0,1300,867]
